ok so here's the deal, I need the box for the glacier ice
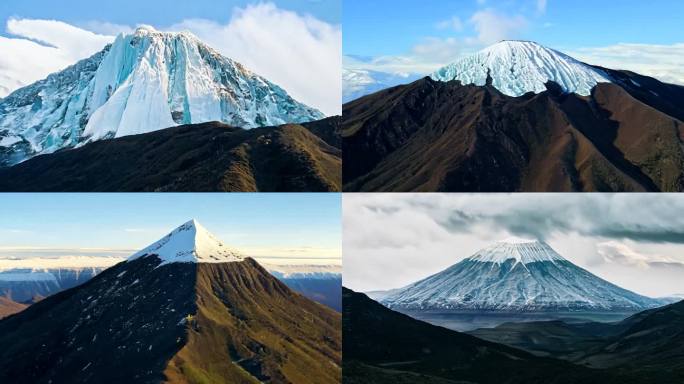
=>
[431,40,612,97]
[0,27,324,166]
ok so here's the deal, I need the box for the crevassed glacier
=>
[0,27,324,166]
[431,40,612,97]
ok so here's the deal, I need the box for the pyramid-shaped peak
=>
[128,219,244,266]
[468,238,565,265]
[431,40,612,97]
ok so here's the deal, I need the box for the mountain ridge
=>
[342,72,684,192]
[0,117,341,192]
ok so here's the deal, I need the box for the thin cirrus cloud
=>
[0,2,341,116]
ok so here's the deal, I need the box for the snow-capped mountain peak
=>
[468,238,565,265]
[0,28,323,166]
[381,239,661,312]
[431,40,612,97]
[129,219,244,266]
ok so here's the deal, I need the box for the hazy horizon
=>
[0,193,341,266]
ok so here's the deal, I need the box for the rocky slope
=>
[0,221,341,383]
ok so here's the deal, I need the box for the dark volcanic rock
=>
[342,76,684,192]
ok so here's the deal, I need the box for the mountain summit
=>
[0,27,323,166]
[129,219,244,266]
[431,40,612,97]
[469,238,565,265]
[381,239,662,312]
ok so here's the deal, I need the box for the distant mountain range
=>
[344,287,684,383]
[343,68,420,103]
[0,251,341,313]
[0,117,341,192]
[342,40,684,192]
[0,220,341,383]
[378,238,663,313]
[0,26,323,167]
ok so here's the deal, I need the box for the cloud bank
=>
[0,19,114,96]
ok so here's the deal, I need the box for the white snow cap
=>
[468,238,566,265]
[431,40,612,97]
[128,219,244,266]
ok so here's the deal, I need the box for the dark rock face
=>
[0,257,195,384]
[342,75,684,192]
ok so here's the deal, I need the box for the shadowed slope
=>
[342,287,626,384]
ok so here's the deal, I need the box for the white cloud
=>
[436,16,464,31]
[0,18,114,97]
[344,36,472,77]
[469,9,528,45]
[570,43,684,85]
[596,241,684,269]
[169,2,341,116]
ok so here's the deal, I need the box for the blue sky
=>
[0,0,340,32]
[344,0,683,56]
[0,194,341,261]
[343,0,684,84]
